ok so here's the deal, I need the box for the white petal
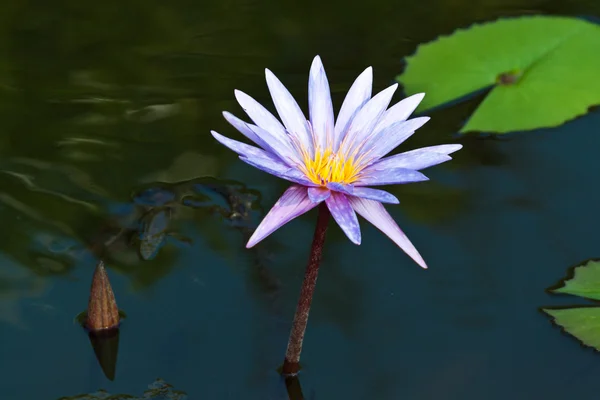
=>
[349,197,427,269]
[333,66,373,150]
[374,93,425,133]
[265,69,313,156]
[308,56,335,150]
[339,83,398,158]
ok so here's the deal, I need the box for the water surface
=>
[2,0,600,399]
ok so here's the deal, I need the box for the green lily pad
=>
[551,260,600,301]
[397,16,600,133]
[543,308,600,351]
[543,260,600,351]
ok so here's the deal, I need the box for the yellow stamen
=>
[299,144,363,186]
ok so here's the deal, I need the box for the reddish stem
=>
[282,202,330,376]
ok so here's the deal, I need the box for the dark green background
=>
[1,0,600,398]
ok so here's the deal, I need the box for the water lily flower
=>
[211,56,462,269]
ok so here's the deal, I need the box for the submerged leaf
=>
[544,308,600,351]
[56,378,187,399]
[397,16,600,133]
[551,260,600,301]
[138,208,171,260]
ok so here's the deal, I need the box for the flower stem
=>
[282,202,330,376]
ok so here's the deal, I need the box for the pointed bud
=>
[86,261,120,331]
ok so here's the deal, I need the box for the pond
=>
[2,0,600,399]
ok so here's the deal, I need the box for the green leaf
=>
[552,260,600,301]
[397,16,600,133]
[543,308,600,351]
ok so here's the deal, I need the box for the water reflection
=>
[0,167,271,285]
[87,328,120,382]
[57,378,187,399]
[284,375,317,400]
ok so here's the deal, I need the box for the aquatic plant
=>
[397,16,600,133]
[211,55,462,374]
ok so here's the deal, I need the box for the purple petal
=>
[325,192,361,245]
[308,56,335,150]
[238,156,291,177]
[356,168,429,186]
[339,83,398,157]
[222,111,270,150]
[374,93,425,133]
[366,149,454,172]
[351,187,399,204]
[333,66,372,150]
[232,92,301,164]
[212,130,309,184]
[417,144,463,155]
[245,124,301,164]
[372,144,463,172]
[211,130,283,162]
[360,117,430,164]
[326,182,354,195]
[308,186,331,203]
[265,69,313,156]
[240,157,317,187]
[234,90,288,141]
[247,185,318,248]
[349,197,427,269]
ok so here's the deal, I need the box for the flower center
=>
[301,147,361,186]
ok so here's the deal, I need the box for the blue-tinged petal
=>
[417,144,463,155]
[351,187,399,204]
[356,168,429,186]
[234,90,288,140]
[309,56,335,150]
[211,130,283,162]
[222,111,271,150]
[265,69,313,157]
[240,157,317,187]
[325,192,361,245]
[247,185,317,248]
[245,124,301,165]
[328,183,399,204]
[334,67,373,151]
[374,93,425,133]
[349,197,427,269]
[339,83,398,157]
[359,117,430,164]
[326,182,354,195]
[238,156,291,176]
[308,187,331,203]
[374,143,462,170]
[282,169,320,187]
[233,92,300,164]
[366,149,455,172]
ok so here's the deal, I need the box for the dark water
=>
[2,0,600,399]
